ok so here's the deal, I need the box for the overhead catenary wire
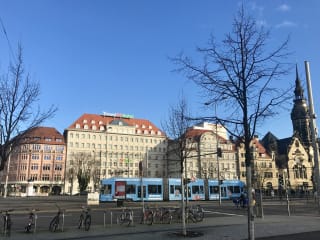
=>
[0,15,16,61]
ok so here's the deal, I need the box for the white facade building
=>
[64,113,167,195]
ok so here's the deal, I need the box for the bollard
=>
[62,211,65,232]
[34,213,37,233]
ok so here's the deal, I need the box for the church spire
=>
[291,64,311,146]
[294,65,304,100]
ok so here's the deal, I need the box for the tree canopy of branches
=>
[172,7,291,240]
[162,96,196,236]
[162,97,195,174]
[0,45,57,171]
[67,152,100,193]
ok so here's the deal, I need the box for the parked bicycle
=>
[186,205,204,223]
[118,208,133,226]
[78,206,91,231]
[1,209,13,236]
[140,206,153,225]
[152,207,171,224]
[49,205,65,232]
[25,208,38,233]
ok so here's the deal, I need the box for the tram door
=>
[220,186,228,198]
[137,186,146,199]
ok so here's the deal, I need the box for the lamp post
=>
[205,102,222,205]
[215,105,222,206]
[4,145,12,198]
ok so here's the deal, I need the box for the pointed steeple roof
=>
[294,65,304,100]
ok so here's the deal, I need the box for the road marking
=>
[204,210,244,217]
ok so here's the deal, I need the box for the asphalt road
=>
[0,196,319,239]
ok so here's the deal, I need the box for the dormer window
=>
[149,125,152,129]
[91,120,95,124]
[84,124,89,129]
[92,125,97,130]
[76,124,80,129]
[83,119,87,123]
[142,124,145,128]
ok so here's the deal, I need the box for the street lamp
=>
[205,101,222,205]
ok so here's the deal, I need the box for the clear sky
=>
[0,0,319,139]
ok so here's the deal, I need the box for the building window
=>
[33,144,41,151]
[19,174,26,181]
[44,145,52,151]
[30,174,38,181]
[42,174,50,181]
[55,164,63,171]
[54,174,62,181]
[32,154,40,160]
[44,155,51,160]
[31,164,39,170]
[43,164,51,171]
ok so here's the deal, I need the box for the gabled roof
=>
[252,137,271,158]
[277,137,293,155]
[22,126,65,145]
[67,113,165,136]
[185,128,227,143]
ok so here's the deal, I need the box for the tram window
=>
[234,186,240,193]
[170,185,174,194]
[192,186,199,194]
[138,186,146,198]
[210,186,219,194]
[170,185,181,194]
[148,185,162,194]
[126,184,136,194]
[227,186,233,193]
[101,184,112,194]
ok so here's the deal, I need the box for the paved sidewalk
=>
[6,214,320,240]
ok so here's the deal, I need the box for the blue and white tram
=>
[168,178,205,201]
[100,177,163,202]
[208,179,245,200]
[100,177,245,202]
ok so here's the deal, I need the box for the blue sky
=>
[0,0,319,139]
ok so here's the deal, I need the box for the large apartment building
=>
[64,113,168,195]
[167,122,238,181]
[0,127,66,196]
[236,136,279,195]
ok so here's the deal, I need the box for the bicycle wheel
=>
[49,216,59,232]
[194,211,204,222]
[126,211,133,226]
[161,211,172,224]
[25,223,32,233]
[145,212,153,225]
[187,210,196,223]
[119,212,126,225]
[78,214,84,229]
[84,215,91,231]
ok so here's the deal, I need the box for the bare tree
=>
[67,152,99,193]
[162,96,196,236]
[172,6,291,240]
[0,45,57,171]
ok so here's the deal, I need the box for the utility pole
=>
[4,145,12,198]
[215,103,222,206]
[305,61,320,212]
